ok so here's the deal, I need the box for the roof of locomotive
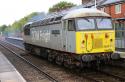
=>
[63,8,110,19]
[25,8,111,27]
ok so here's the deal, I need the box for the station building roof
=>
[101,0,125,6]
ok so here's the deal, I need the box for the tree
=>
[49,1,76,12]
[0,12,38,37]
[11,12,38,32]
[0,25,10,36]
[0,25,8,32]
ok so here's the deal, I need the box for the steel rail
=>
[106,60,125,70]
[3,40,100,82]
[93,68,125,82]
[0,41,58,82]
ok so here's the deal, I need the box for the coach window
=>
[68,20,75,31]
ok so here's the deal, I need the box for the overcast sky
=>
[0,0,81,25]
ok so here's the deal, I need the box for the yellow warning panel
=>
[76,30,115,54]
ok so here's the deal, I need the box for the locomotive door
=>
[62,20,68,51]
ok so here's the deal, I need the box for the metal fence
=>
[115,22,125,49]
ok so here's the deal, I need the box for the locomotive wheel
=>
[64,61,75,69]
[55,55,63,65]
[34,48,41,56]
[48,53,53,62]
[30,47,36,55]
[63,56,75,69]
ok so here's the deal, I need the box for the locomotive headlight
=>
[81,40,85,48]
[110,39,113,42]
[105,33,109,38]
[110,39,114,47]
[82,40,85,44]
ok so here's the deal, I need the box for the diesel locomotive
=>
[23,8,120,68]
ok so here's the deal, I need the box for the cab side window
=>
[68,20,75,31]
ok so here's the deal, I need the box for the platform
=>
[0,52,26,82]
[116,51,125,58]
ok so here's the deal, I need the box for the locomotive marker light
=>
[105,33,109,38]
[81,40,85,48]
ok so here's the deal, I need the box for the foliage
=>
[0,1,76,37]
[49,1,76,12]
[0,12,38,37]
[11,12,38,32]
[0,25,8,32]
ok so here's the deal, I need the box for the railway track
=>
[92,67,125,82]
[0,40,58,82]
[2,40,125,82]
[84,59,125,82]
[75,65,125,82]
[107,59,125,69]
[1,40,98,82]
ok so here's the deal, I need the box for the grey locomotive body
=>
[23,8,119,68]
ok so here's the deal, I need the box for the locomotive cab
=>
[75,17,115,54]
[63,8,120,62]
[63,17,115,53]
